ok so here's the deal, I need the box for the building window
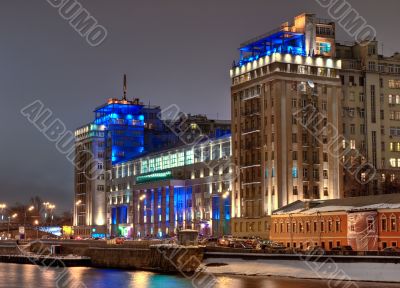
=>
[292,133,297,143]
[389,80,400,89]
[303,168,308,179]
[390,216,397,232]
[335,219,341,232]
[381,216,387,232]
[350,140,356,149]
[292,167,298,178]
[350,222,355,232]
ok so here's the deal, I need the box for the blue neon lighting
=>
[292,167,298,178]
[237,31,306,68]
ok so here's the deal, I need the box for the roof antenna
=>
[123,74,127,100]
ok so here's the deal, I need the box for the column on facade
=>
[139,189,145,237]
[145,188,151,237]
[169,185,175,235]
[161,186,166,235]
[153,187,159,236]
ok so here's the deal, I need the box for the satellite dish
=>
[307,80,315,88]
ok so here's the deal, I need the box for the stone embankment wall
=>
[3,240,204,272]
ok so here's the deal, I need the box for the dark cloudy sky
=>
[0,0,399,212]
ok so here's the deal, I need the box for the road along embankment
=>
[203,249,400,283]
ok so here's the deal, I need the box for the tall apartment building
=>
[230,13,343,238]
[337,41,400,196]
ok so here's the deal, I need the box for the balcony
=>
[241,128,261,135]
[241,110,261,117]
[242,93,261,101]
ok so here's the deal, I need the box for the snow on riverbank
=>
[203,258,400,283]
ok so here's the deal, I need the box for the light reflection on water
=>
[0,264,398,288]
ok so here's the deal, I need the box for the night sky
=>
[1,0,399,213]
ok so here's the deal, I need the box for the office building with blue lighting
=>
[73,94,181,235]
[107,135,232,238]
[73,78,232,237]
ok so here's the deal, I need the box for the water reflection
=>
[0,264,398,288]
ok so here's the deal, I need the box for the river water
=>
[0,263,398,288]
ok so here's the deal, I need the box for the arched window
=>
[335,218,341,232]
[328,218,333,232]
[390,215,397,232]
[299,221,304,233]
[381,215,387,232]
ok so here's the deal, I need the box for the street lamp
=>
[0,204,6,222]
[34,220,39,239]
[8,213,18,238]
[49,204,55,226]
[24,205,35,227]
[43,202,56,225]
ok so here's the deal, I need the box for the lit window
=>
[292,167,298,178]
[317,42,331,54]
[350,140,356,149]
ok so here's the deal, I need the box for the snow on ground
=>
[203,258,400,283]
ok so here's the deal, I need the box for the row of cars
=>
[205,235,357,255]
[211,236,400,255]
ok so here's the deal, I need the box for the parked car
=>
[231,240,253,249]
[304,245,326,255]
[115,237,125,244]
[218,235,234,247]
[382,247,400,254]
[331,245,353,251]
[331,245,353,254]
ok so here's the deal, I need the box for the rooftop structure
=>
[236,13,336,68]
[273,193,400,215]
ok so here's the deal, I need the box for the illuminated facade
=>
[108,135,232,238]
[270,194,400,251]
[230,13,343,238]
[337,41,400,196]
[73,97,180,235]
